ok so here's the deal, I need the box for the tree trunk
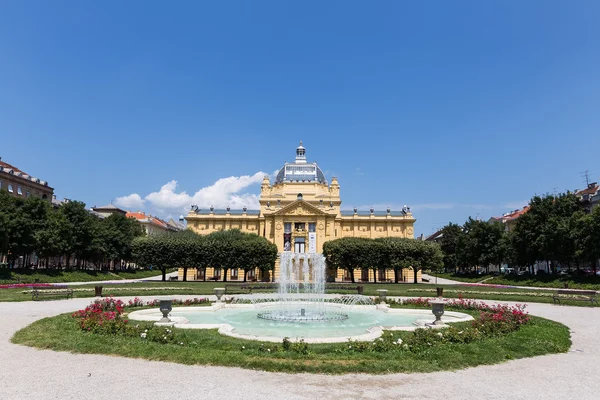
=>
[350,268,355,283]
[162,267,166,281]
[373,268,377,283]
[223,268,228,282]
[244,270,248,282]
[394,269,399,283]
[414,268,418,284]
[183,267,187,282]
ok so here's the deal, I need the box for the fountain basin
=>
[128,302,473,343]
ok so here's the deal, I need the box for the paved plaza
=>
[0,296,598,400]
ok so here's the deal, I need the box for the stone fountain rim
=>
[127,305,474,343]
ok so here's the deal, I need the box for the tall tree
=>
[438,223,464,272]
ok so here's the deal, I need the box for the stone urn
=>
[430,299,447,326]
[159,299,173,323]
[376,289,388,304]
[214,287,226,303]
[436,287,444,298]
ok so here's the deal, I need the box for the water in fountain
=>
[249,252,371,323]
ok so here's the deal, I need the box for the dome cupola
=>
[275,141,327,184]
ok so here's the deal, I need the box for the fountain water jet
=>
[251,252,369,323]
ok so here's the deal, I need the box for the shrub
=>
[282,337,310,355]
[343,303,530,354]
[126,297,209,308]
[71,298,128,335]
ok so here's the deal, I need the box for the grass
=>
[0,268,175,284]
[432,272,600,290]
[0,281,597,307]
[11,310,571,374]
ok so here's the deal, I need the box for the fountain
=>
[253,252,365,323]
[128,252,474,342]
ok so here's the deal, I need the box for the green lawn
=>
[0,268,174,284]
[1,281,597,307]
[11,310,571,374]
[431,272,600,290]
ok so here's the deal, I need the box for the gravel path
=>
[1,295,598,400]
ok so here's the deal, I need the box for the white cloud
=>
[145,181,192,211]
[114,172,267,217]
[114,193,145,210]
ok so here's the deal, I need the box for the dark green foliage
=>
[323,236,443,283]
[131,229,278,282]
[0,193,145,270]
[438,190,600,274]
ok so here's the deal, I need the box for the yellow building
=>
[183,142,417,283]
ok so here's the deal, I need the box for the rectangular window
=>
[230,269,238,279]
[284,223,292,233]
[17,186,23,195]
[294,222,305,231]
[308,223,316,232]
[214,268,221,278]
[8,184,13,193]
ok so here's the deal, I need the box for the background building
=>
[0,156,53,201]
[126,211,180,235]
[184,143,417,283]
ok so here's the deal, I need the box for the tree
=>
[57,201,95,268]
[377,237,413,283]
[35,209,69,267]
[408,240,443,283]
[438,223,464,272]
[100,213,145,270]
[323,237,366,283]
[8,196,51,267]
[0,191,16,262]
[573,206,600,273]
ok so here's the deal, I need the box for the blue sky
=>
[1,1,599,236]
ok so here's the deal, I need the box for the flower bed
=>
[406,288,556,298]
[71,296,209,340]
[126,297,210,307]
[21,286,193,294]
[344,301,530,353]
[14,295,570,374]
[1,283,53,289]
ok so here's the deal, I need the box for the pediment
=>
[272,200,329,216]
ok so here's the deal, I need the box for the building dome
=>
[274,142,327,184]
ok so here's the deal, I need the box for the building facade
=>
[0,157,53,201]
[126,211,181,235]
[184,143,417,283]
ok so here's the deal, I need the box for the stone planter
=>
[430,299,446,326]
[159,300,172,323]
[436,287,444,298]
[376,289,388,303]
[214,287,226,303]
[94,286,103,297]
